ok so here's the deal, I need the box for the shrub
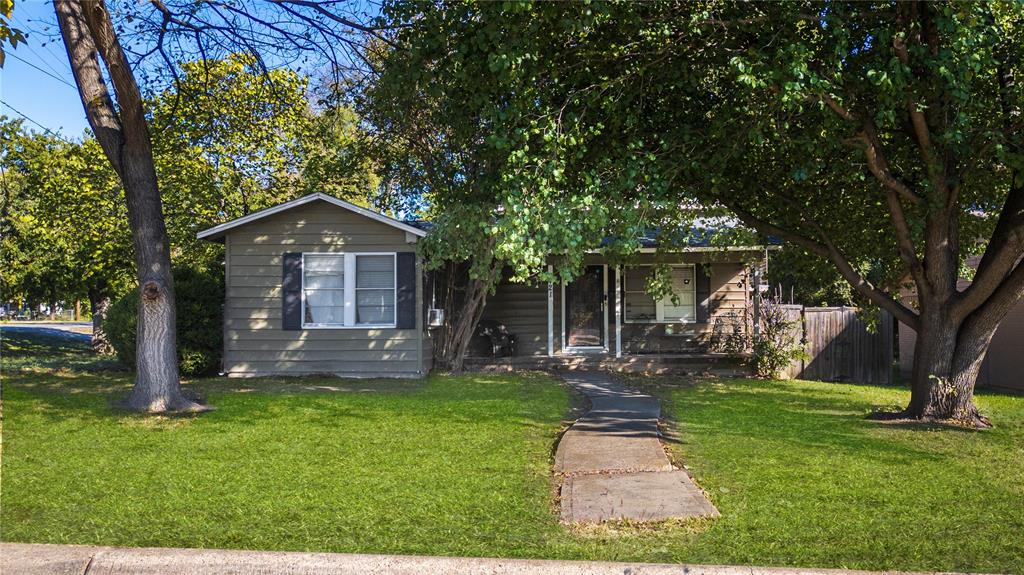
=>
[750,296,808,379]
[104,264,224,376]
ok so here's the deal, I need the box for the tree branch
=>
[858,120,922,205]
[893,6,951,205]
[958,259,1024,347]
[954,183,1024,320]
[270,0,400,49]
[53,0,125,177]
[723,201,920,330]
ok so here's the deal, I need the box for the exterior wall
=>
[983,298,1024,391]
[481,276,556,356]
[222,201,428,378]
[476,252,755,357]
[619,254,749,355]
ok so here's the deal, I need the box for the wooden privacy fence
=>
[779,306,893,385]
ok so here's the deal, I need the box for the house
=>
[897,256,1024,393]
[198,193,771,378]
[197,193,431,378]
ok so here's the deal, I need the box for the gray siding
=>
[481,278,555,356]
[222,201,428,378]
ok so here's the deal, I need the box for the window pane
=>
[662,303,695,322]
[357,255,394,288]
[356,288,395,324]
[304,255,344,289]
[661,266,695,322]
[624,267,651,292]
[304,289,345,324]
[624,292,657,321]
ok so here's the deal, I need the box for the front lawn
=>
[2,330,1022,572]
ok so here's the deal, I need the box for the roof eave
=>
[196,192,429,242]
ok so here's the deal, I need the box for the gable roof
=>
[196,193,429,242]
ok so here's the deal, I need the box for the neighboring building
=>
[198,193,431,378]
[199,193,770,378]
[897,256,1024,393]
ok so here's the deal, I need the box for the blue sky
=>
[1,0,89,138]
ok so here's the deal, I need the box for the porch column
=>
[547,264,554,357]
[615,265,622,358]
[752,265,761,340]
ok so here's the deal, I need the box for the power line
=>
[8,14,73,78]
[19,41,71,79]
[5,51,77,89]
[0,99,76,144]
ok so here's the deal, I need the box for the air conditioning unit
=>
[427,308,445,328]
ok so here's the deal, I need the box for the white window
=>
[355,255,396,325]
[623,265,697,323]
[302,252,396,328]
[303,254,346,327]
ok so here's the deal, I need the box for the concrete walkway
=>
[0,543,963,575]
[555,371,718,523]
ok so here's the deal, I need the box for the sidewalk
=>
[0,543,966,575]
[555,371,718,523]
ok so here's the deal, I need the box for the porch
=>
[466,251,761,371]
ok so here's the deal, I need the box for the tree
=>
[370,1,1024,425]
[44,0,387,411]
[54,0,200,412]
[149,53,310,267]
[0,118,133,348]
[149,54,380,266]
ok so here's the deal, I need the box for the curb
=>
[1,543,993,575]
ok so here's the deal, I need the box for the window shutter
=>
[282,252,303,330]
[396,252,417,329]
[696,263,712,323]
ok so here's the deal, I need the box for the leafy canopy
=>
[369,1,1023,311]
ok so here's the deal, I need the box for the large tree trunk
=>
[48,283,57,321]
[87,286,112,354]
[55,0,202,412]
[446,277,491,373]
[899,301,1001,428]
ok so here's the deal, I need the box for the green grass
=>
[653,377,1024,573]
[0,329,122,372]
[3,331,1023,572]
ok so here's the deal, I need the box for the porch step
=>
[463,353,749,376]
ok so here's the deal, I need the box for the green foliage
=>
[369,1,1023,304]
[750,297,808,379]
[0,117,133,306]
[766,246,860,306]
[104,264,224,376]
[150,54,379,267]
[3,54,379,312]
[0,0,25,68]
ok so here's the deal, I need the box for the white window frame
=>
[300,252,397,329]
[622,264,697,324]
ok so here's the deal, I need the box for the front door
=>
[565,265,604,348]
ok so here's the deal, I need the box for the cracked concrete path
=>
[555,371,719,523]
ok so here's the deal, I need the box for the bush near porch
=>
[1,329,1022,573]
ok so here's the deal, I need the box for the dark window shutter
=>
[282,252,303,330]
[396,252,417,329]
[696,263,712,323]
